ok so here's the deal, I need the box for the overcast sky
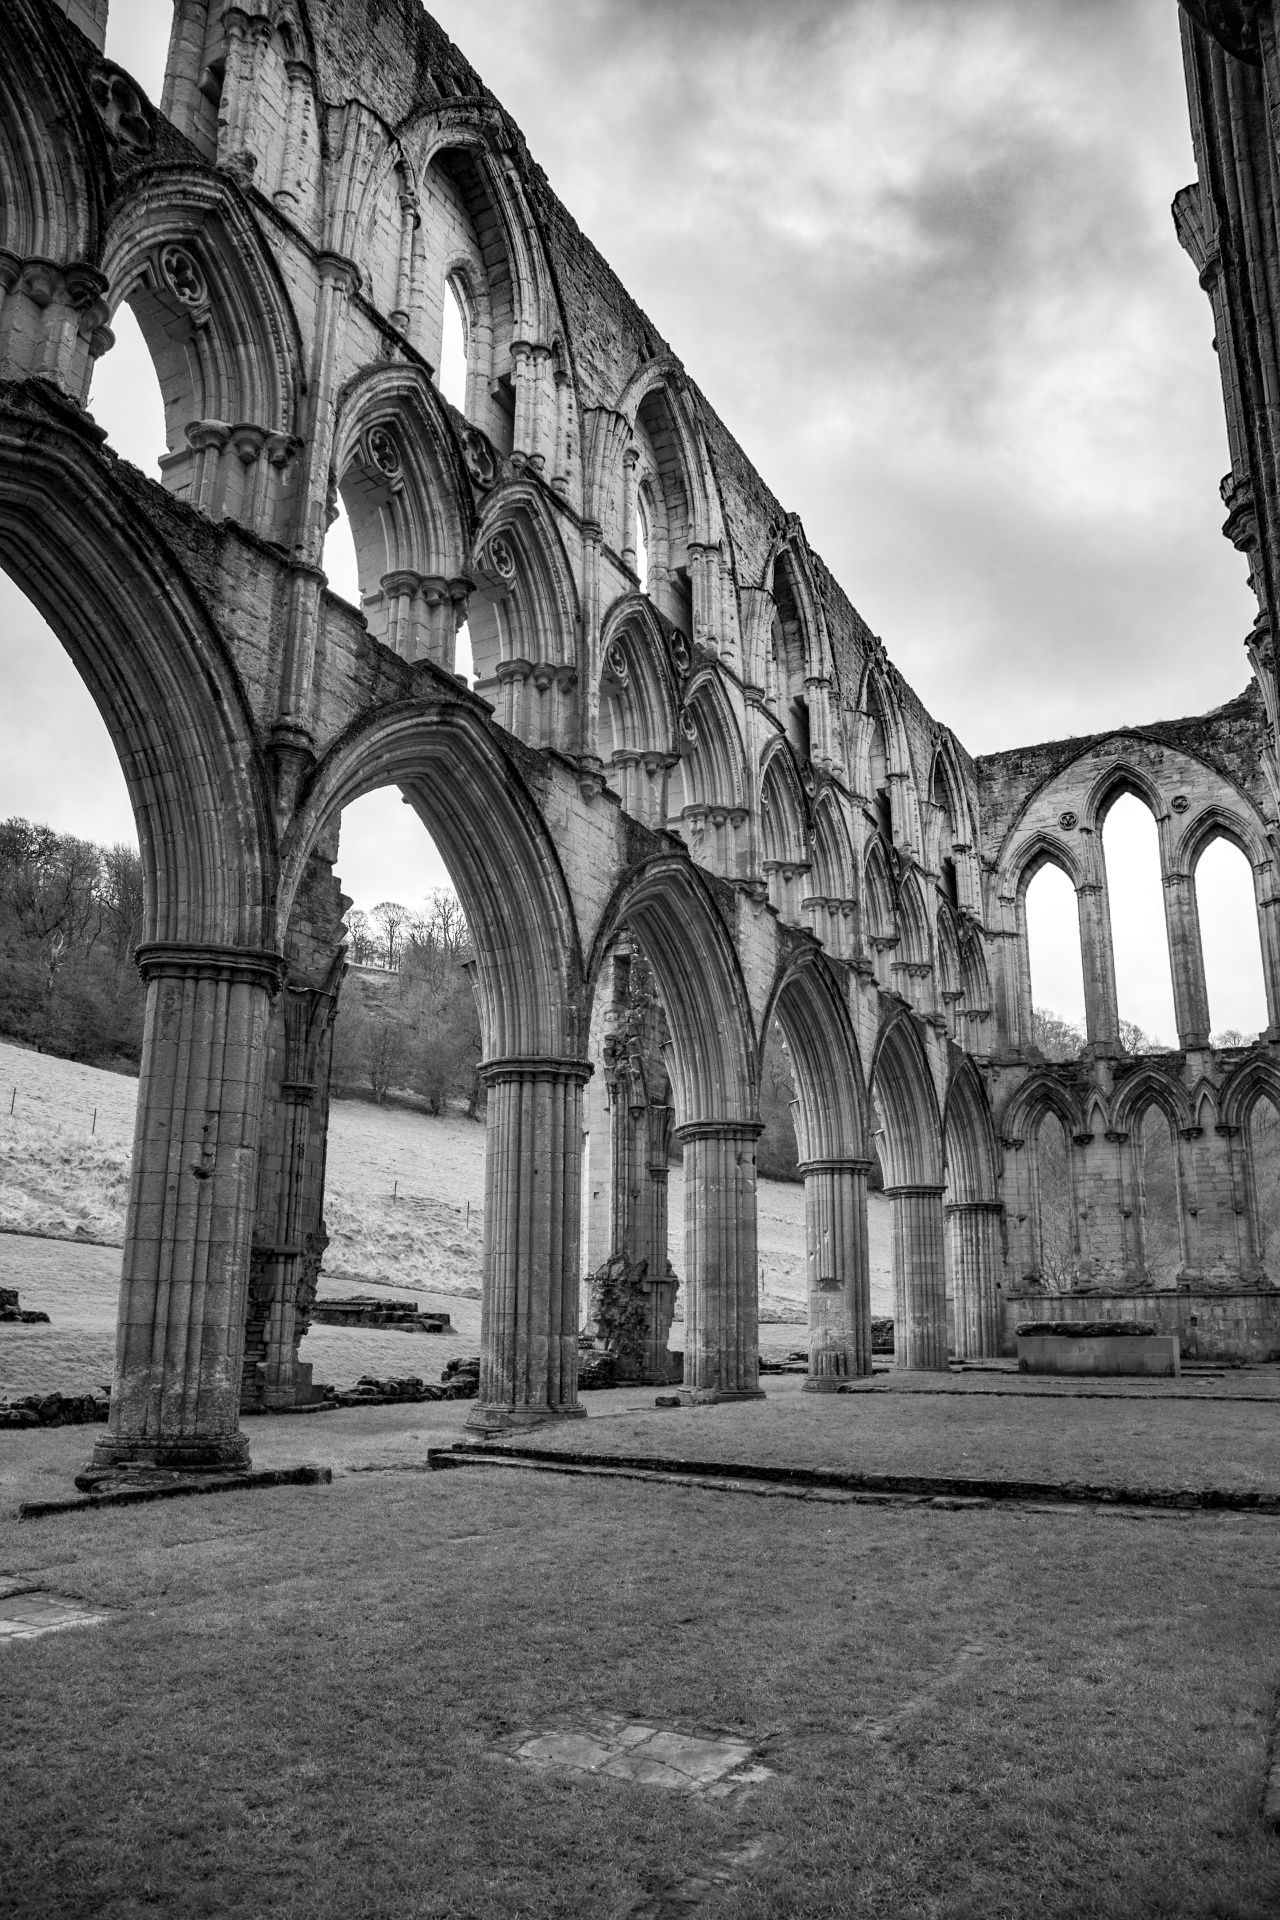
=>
[0,0,1267,1038]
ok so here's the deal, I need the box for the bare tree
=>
[345,906,377,966]
[372,900,410,970]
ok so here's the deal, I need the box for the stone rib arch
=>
[332,360,475,652]
[280,700,581,1061]
[678,670,748,873]
[870,1010,943,1189]
[1219,1053,1280,1131]
[1006,833,1085,898]
[809,788,860,957]
[1176,799,1271,873]
[2,0,106,267]
[944,1058,999,1203]
[1001,1074,1086,1144]
[597,592,679,825]
[588,858,755,1128]
[99,174,306,531]
[1082,757,1169,838]
[764,953,867,1166]
[759,737,810,921]
[1111,1066,1196,1134]
[469,481,580,748]
[763,529,831,684]
[0,397,275,948]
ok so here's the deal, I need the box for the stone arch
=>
[765,952,866,1164]
[597,593,679,826]
[809,787,860,958]
[937,902,962,1024]
[0,396,274,948]
[280,698,581,1062]
[944,1058,999,1204]
[470,482,580,749]
[589,858,755,1129]
[1176,800,1270,874]
[764,531,830,685]
[1111,1066,1195,1135]
[1082,759,1169,840]
[759,739,810,920]
[898,869,932,969]
[99,174,306,530]
[331,360,475,657]
[678,671,748,872]
[870,1010,943,1188]
[864,835,897,984]
[2,4,104,265]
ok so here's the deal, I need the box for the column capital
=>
[672,1118,765,1145]
[478,1055,593,1087]
[883,1182,946,1198]
[945,1199,1005,1215]
[135,942,286,993]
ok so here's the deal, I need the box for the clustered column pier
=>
[677,1120,766,1400]
[86,943,283,1483]
[945,1199,1004,1358]
[800,1157,873,1388]
[469,1058,592,1431]
[886,1182,948,1371]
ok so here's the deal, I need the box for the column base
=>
[464,1401,588,1435]
[81,1432,251,1489]
[802,1376,845,1394]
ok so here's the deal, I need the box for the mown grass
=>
[2,1461,1279,1919]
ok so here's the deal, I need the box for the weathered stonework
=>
[4,0,1280,1480]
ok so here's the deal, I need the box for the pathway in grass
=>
[1,1448,1278,1918]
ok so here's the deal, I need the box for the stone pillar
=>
[468,1058,591,1430]
[86,943,282,1480]
[886,1184,947,1371]
[390,189,419,332]
[1163,869,1211,1048]
[800,1158,872,1390]
[621,446,640,574]
[678,1121,766,1400]
[274,60,314,214]
[946,1200,1003,1358]
[1076,878,1120,1050]
[1254,863,1280,1038]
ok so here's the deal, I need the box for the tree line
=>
[0,817,145,1066]
[330,888,483,1115]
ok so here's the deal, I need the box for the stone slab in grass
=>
[0,1587,112,1641]
[496,1711,773,1799]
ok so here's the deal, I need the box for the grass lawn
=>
[2,1418,1280,1919]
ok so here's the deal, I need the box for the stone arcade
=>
[3,0,1280,1479]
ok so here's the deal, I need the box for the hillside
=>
[0,1038,895,1397]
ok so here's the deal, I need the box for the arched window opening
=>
[438,277,470,413]
[455,621,474,688]
[632,390,692,634]
[1247,1094,1280,1282]
[1024,862,1085,1052]
[1133,1105,1181,1285]
[1195,836,1267,1042]
[86,301,167,479]
[1102,793,1175,1047]
[321,494,361,607]
[0,573,143,1070]
[634,493,650,596]
[1032,1111,1075,1289]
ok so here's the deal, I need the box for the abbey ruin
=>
[3,0,1280,1478]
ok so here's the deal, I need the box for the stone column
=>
[886,1183,948,1371]
[86,943,282,1479]
[946,1200,1004,1358]
[1076,877,1120,1050]
[800,1157,872,1390]
[678,1121,766,1400]
[1163,869,1211,1048]
[390,189,419,333]
[621,446,640,573]
[274,60,314,214]
[468,1058,591,1430]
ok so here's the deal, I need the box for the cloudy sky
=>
[0,0,1267,1038]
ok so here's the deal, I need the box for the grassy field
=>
[0,1037,899,1398]
[2,1407,1279,1919]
